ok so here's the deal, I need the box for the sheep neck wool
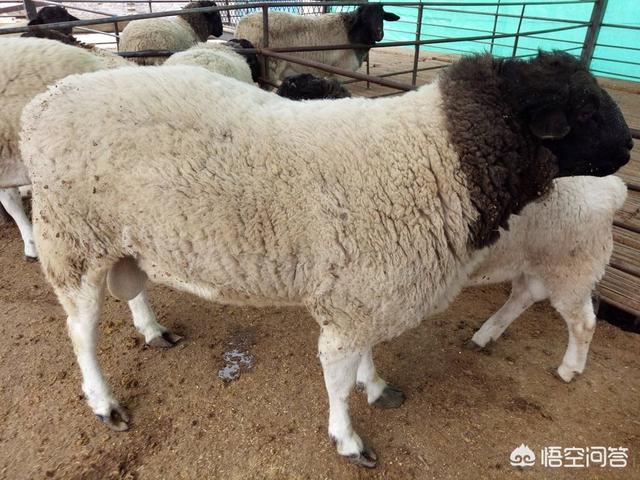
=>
[440,54,558,250]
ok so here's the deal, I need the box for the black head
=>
[502,51,632,177]
[344,4,400,45]
[27,6,79,36]
[184,1,223,38]
[227,38,260,82]
[276,74,352,101]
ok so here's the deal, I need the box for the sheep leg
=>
[128,291,182,348]
[470,275,542,348]
[357,348,405,409]
[62,277,129,431]
[553,296,596,382]
[0,187,38,261]
[319,338,377,468]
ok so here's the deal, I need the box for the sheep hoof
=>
[25,255,38,263]
[550,366,576,383]
[346,444,378,468]
[147,330,182,348]
[372,385,406,409]
[464,339,493,352]
[97,405,129,431]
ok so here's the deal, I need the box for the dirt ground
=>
[0,217,639,480]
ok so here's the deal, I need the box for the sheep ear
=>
[529,106,570,140]
[383,12,400,21]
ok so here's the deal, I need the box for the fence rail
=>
[0,0,637,84]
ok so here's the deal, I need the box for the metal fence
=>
[0,1,638,89]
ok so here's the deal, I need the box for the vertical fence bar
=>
[581,0,608,67]
[224,0,232,26]
[366,54,370,88]
[22,0,37,19]
[511,4,525,57]
[262,5,269,87]
[114,20,120,49]
[148,1,152,13]
[489,0,501,54]
[412,3,424,86]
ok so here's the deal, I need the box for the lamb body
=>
[468,175,627,381]
[118,1,223,65]
[20,53,632,466]
[234,5,399,84]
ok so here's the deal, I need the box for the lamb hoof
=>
[97,405,129,431]
[25,255,38,263]
[346,444,378,468]
[372,385,406,409]
[147,330,182,348]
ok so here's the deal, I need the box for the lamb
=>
[466,175,627,382]
[234,4,400,84]
[20,51,632,467]
[0,37,131,260]
[276,73,351,100]
[21,5,79,37]
[118,1,223,65]
[164,39,259,84]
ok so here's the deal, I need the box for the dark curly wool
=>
[342,4,399,64]
[440,51,632,250]
[276,74,351,100]
[181,1,223,41]
[24,6,79,36]
[226,38,260,82]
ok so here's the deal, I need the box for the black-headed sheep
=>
[235,4,399,84]
[276,73,351,100]
[20,51,632,467]
[118,1,223,65]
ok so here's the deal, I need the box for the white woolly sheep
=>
[164,39,259,83]
[234,4,400,84]
[118,1,223,65]
[20,52,632,467]
[0,37,131,260]
[0,35,261,261]
[467,175,627,382]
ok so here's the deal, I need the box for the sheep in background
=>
[20,52,632,466]
[235,4,399,84]
[467,175,627,382]
[119,1,223,65]
[277,73,351,100]
[0,37,131,260]
[225,38,261,83]
[21,5,79,37]
[165,40,259,84]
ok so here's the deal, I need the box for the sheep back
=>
[119,17,199,65]
[164,42,253,83]
[0,37,120,187]
[235,12,359,81]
